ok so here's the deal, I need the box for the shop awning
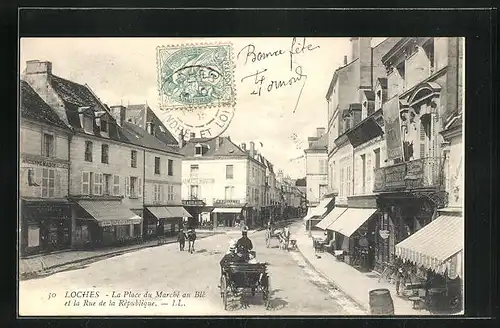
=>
[212,207,243,214]
[77,200,142,227]
[395,213,463,275]
[303,197,334,222]
[316,207,348,230]
[327,208,377,237]
[166,206,193,218]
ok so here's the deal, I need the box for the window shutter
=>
[99,173,103,195]
[82,171,90,195]
[125,177,130,197]
[431,113,437,158]
[32,168,42,197]
[160,185,164,202]
[366,153,372,192]
[419,120,426,159]
[138,178,142,197]
[55,170,61,197]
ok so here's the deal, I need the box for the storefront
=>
[304,197,334,232]
[74,200,142,248]
[395,210,463,313]
[145,206,192,238]
[181,199,206,228]
[212,207,244,228]
[20,199,71,256]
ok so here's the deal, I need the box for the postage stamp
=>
[156,43,236,139]
[156,43,236,110]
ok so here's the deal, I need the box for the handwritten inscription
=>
[238,37,319,113]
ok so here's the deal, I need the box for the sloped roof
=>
[122,122,181,155]
[49,74,130,143]
[306,133,328,151]
[363,90,375,101]
[377,77,388,89]
[20,80,70,130]
[180,136,248,159]
[126,104,178,146]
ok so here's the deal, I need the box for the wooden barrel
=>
[369,289,394,315]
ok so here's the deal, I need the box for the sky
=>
[20,37,386,179]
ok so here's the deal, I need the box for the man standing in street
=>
[177,228,187,251]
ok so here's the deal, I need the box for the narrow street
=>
[19,226,364,316]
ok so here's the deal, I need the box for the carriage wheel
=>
[220,275,228,310]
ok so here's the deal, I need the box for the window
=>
[189,185,199,199]
[340,168,345,197]
[42,168,55,197]
[225,186,234,200]
[154,157,161,174]
[101,144,109,164]
[226,165,234,179]
[131,150,137,168]
[167,159,174,176]
[100,120,108,133]
[167,185,174,201]
[82,115,93,132]
[82,172,90,195]
[361,154,366,193]
[153,184,162,202]
[195,145,202,156]
[319,184,327,199]
[319,159,327,175]
[93,172,103,195]
[347,166,352,196]
[113,175,120,195]
[85,141,93,162]
[374,148,381,169]
[130,177,138,197]
[420,114,432,159]
[103,174,112,195]
[42,133,54,157]
[190,164,199,177]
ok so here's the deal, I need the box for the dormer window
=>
[82,115,93,132]
[100,120,108,133]
[195,144,203,156]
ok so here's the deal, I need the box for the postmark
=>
[156,43,236,139]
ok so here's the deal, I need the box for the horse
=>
[187,230,197,254]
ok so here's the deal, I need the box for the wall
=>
[332,142,354,205]
[445,135,463,208]
[181,158,248,206]
[353,136,386,195]
[405,47,432,91]
[69,134,144,210]
[144,149,182,206]
[371,38,403,89]
[306,151,328,205]
[20,120,70,199]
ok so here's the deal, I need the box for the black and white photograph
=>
[18,35,464,316]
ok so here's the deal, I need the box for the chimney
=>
[109,105,126,127]
[25,60,52,75]
[241,143,246,151]
[350,37,360,61]
[316,127,325,138]
[178,131,185,148]
[249,141,255,157]
[215,136,223,151]
[344,55,348,65]
[146,121,154,135]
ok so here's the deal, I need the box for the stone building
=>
[304,127,328,207]
[20,80,73,256]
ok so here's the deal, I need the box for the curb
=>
[294,236,369,314]
[20,233,220,280]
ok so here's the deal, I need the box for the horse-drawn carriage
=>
[219,251,271,310]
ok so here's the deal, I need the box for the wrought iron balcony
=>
[373,157,443,192]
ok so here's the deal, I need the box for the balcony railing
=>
[373,157,443,192]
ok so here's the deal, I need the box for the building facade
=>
[304,127,328,207]
[20,80,73,256]
[21,60,186,252]
[180,137,266,229]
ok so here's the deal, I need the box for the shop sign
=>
[182,199,205,206]
[384,163,406,189]
[374,168,385,191]
[99,219,140,227]
[22,157,69,169]
[23,203,71,219]
[214,199,242,205]
[379,230,390,239]
[405,159,424,189]
[382,97,404,160]
[182,178,215,184]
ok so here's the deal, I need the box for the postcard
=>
[19,36,464,316]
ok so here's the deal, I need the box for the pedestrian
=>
[395,266,404,296]
[177,228,187,251]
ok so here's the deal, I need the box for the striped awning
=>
[395,213,463,275]
[316,207,348,230]
[327,208,377,237]
[303,197,333,222]
[166,206,193,218]
[147,206,193,219]
[77,200,141,227]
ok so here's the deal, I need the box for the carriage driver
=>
[236,227,253,253]
[220,240,243,273]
